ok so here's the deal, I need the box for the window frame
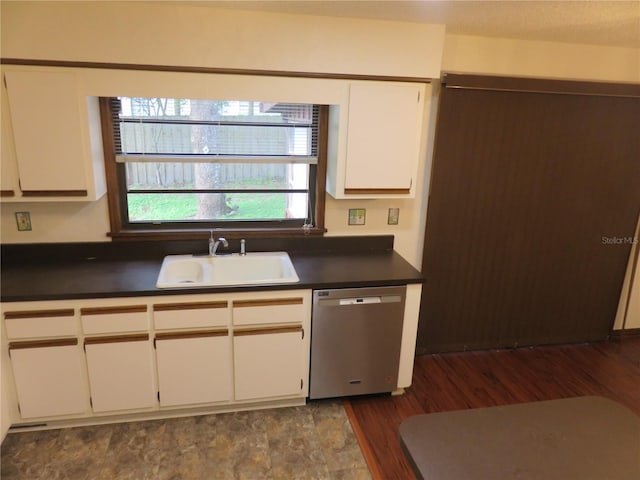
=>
[100,97,327,240]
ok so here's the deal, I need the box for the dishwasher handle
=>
[338,297,381,306]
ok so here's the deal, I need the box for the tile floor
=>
[0,400,371,480]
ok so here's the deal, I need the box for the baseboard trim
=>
[610,328,640,337]
[6,397,306,433]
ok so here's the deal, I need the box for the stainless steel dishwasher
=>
[309,286,406,399]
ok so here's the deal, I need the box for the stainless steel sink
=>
[156,252,299,288]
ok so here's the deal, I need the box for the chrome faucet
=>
[209,231,229,256]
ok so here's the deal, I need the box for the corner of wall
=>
[442,33,640,83]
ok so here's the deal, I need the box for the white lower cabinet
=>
[2,289,312,427]
[9,340,86,418]
[234,326,306,400]
[155,331,232,407]
[84,335,156,413]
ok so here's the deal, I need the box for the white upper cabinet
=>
[1,83,19,199]
[2,67,106,202]
[327,81,427,199]
[345,83,424,193]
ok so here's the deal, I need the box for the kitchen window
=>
[101,97,327,239]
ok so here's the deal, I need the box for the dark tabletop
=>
[399,396,640,480]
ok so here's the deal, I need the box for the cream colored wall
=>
[0,63,431,266]
[0,198,111,244]
[1,1,639,271]
[0,1,443,268]
[443,34,640,83]
[0,1,444,78]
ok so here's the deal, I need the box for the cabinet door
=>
[84,335,156,413]
[4,70,88,196]
[233,326,306,400]
[9,340,86,418]
[1,82,19,198]
[344,82,423,194]
[155,331,232,407]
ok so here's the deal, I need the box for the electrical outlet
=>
[348,208,366,225]
[15,212,32,231]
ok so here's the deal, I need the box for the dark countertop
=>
[1,239,423,302]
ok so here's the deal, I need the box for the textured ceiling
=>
[199,0,640,48]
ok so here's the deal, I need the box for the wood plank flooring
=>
[345,335,640,480]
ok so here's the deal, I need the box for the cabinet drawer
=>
[153,301,229,330]
[80,305,148,334]
[4,309,76,339]
[232,297,304,326]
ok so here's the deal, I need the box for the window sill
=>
[108,227,326,241]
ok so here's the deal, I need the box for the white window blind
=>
[112,98,319,164]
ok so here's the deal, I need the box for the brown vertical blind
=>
[418,74,640,353]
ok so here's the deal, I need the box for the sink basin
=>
[157,257,206,286]
[156,252,299,288]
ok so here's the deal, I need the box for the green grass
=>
[128,193,197,221]
[127,192,287,221]
[224,192,287,220]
